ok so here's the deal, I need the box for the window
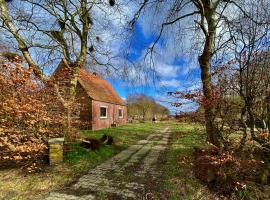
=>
[100,106,108,118]
[119,109,124,118]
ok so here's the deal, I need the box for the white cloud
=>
[155,62,179,78]
[180,61,198,75]
[187,83,201,91]
[134,46,181,81]
[159,79,181,87]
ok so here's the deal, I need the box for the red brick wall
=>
[76,83,92,129]
[91,100,127,130]
[52,60,127,130]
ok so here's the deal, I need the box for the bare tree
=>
[225,1,270,150]
[127,94,169,121]
[129,0,269,147]
[0,0,120,137]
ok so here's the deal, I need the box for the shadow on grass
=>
[64,143,124,165]
[81,122,166,146]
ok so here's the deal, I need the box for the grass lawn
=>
[0,122,165,200]
[4,121,264,200]
[159,122,221,199]
[160,122,270,200]
[81,122,167,146]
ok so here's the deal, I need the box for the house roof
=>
[53,60,125,106]
[78,69,125,105]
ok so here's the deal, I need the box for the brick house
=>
[52,60,127,130]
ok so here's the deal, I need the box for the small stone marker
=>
[48,138,64,165]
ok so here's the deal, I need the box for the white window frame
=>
[100,106,108,119]
[118,108,124,118]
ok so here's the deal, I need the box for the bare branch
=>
[149,11,200,54]
[0,0,46,80]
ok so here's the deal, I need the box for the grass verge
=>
[161,122,220,200]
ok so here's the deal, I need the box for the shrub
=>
[0,56,64,163]
[194,147,242,195]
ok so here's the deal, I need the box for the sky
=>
[85,1,204,114]
[94,0,249,114]
[106,23,201,114]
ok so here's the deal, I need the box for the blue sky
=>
[106,24,201,113]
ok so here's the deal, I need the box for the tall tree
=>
[130,0,269,147]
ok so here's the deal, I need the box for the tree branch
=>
[0,0,46,80]
[149,11,200,53]
[129,0,149,29]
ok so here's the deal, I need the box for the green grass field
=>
[0,122,166,200]
[160,123,216,199]
[3,121,264,200]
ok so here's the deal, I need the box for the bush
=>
[194,147,242,195]
[0,56,64,163]
[194,146,270,197]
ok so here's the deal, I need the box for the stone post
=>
[48,138,64,165]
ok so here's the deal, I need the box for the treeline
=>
[126,94,170,121]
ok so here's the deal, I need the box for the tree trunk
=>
[64,63,82,140]
[64,0,89,138]
[198,14,220,147]
[238,107,248,152]
[66,108,72,139]
[266,96,270,134]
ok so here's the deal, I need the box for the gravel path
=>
[46,127,171,200]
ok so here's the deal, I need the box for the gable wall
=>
[91,100,127,130]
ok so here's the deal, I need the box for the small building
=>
[52,60,127,130]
